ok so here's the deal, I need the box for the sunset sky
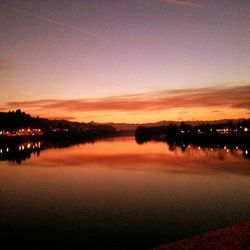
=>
[0,0,250,122]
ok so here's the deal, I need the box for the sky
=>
[0,0,250,122]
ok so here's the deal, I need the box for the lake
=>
[0,137,250,249]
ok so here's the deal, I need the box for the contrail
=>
[161,0,208,9]
[32,14,112,44]
[1,4,111,44]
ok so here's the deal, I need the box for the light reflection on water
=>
[0,136,249,165]
[0,137,250,249]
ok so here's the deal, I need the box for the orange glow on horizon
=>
[3,85,249,123]
[20,107,248,123]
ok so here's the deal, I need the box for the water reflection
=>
[0,136,249,165]
[0,137,250,249]
[0,141,42,164]
[166,142,249,160]
[0,137,249,177]
[0,139,97,164]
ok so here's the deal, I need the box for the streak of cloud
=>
[31,14,112,44]
[160,0,208,9]
[1,4,111,44]
[5,85,250,113]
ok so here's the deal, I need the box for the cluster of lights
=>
[0,142,41,154]
[0,148,9,153]
[196,127,248,134]
[0,130,11,135]
[52,128,69,132]
[216,128,229,133]
[16,128,43,136]
[182,144,244,155]
[0,128,43,137]
[18,142,41,151]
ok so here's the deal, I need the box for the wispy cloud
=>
[5,85,250,113]
[161,0,208,9]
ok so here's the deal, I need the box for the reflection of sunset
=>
[16,137,249,176]
[1,137,250,250]
[1,138,250,248]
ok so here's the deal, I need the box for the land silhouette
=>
[0,110,249,162]
[135,121,250,159]
[0,109,118,142]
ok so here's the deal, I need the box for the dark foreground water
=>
[0,137,250,249]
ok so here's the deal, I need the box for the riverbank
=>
[153,221,250,250]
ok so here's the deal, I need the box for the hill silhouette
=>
[0,109,118,143]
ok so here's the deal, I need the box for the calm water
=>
[0,137,250,249]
